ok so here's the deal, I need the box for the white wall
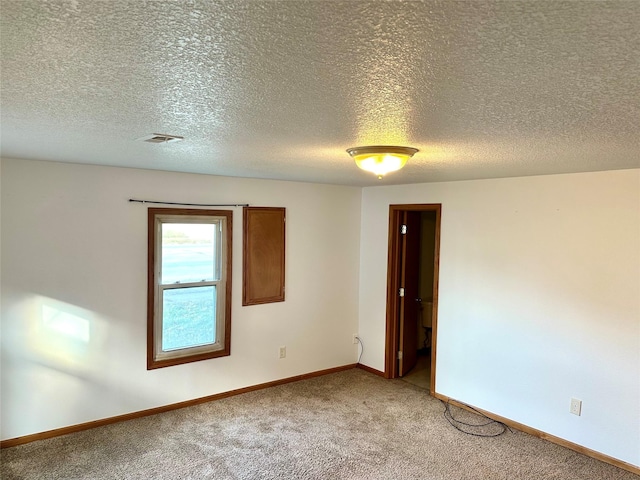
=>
[358,169,640,467]
[3,159,638,467]
[0,158,362,440]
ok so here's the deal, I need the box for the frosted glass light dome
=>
[347,145,418,179]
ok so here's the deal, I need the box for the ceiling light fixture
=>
[346,145,418,179]
[136,133,184,144]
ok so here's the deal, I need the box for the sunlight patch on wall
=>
[28,297,95,369]
[42,304,90,343]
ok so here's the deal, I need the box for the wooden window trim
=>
[147,208,232,370]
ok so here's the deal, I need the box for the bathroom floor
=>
[400,353,431,391]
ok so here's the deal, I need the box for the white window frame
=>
[147,208,232,370]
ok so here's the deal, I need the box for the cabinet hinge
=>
[399,287,405,297]
[401,224,407,235]
[397,351,403,360]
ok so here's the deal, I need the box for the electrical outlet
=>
[570,398,582,416]
[279,346,286,359]
[353,334,359,344]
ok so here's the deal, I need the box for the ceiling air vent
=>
[137,133,184,144]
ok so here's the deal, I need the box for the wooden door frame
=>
[384,204,441,395]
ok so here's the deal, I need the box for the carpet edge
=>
[0,363,357,449]
[433,392,640,476]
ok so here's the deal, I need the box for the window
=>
[147,208,232,369]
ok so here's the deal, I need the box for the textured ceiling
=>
[1,0,639,186]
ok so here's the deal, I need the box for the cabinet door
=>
[243,207,286,306]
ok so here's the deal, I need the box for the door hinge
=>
[399,287,405,297]
[401,224,407,235]
[397,351,403,360]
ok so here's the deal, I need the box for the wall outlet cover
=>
[570,398,582,416]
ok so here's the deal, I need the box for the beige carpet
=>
[1,369,636,479]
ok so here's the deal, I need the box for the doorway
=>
[384,204,441,394]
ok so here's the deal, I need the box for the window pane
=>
[162,286,216,351]
[162,223,216,284]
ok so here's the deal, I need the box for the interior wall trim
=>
[356,363,385,377]
[432,392,640,475]
[0,364,356,449]
[4,365,637,475]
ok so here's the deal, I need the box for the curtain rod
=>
[129,199,249,207]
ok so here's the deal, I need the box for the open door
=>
[385,204,441,392]
[398,211,421,376]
